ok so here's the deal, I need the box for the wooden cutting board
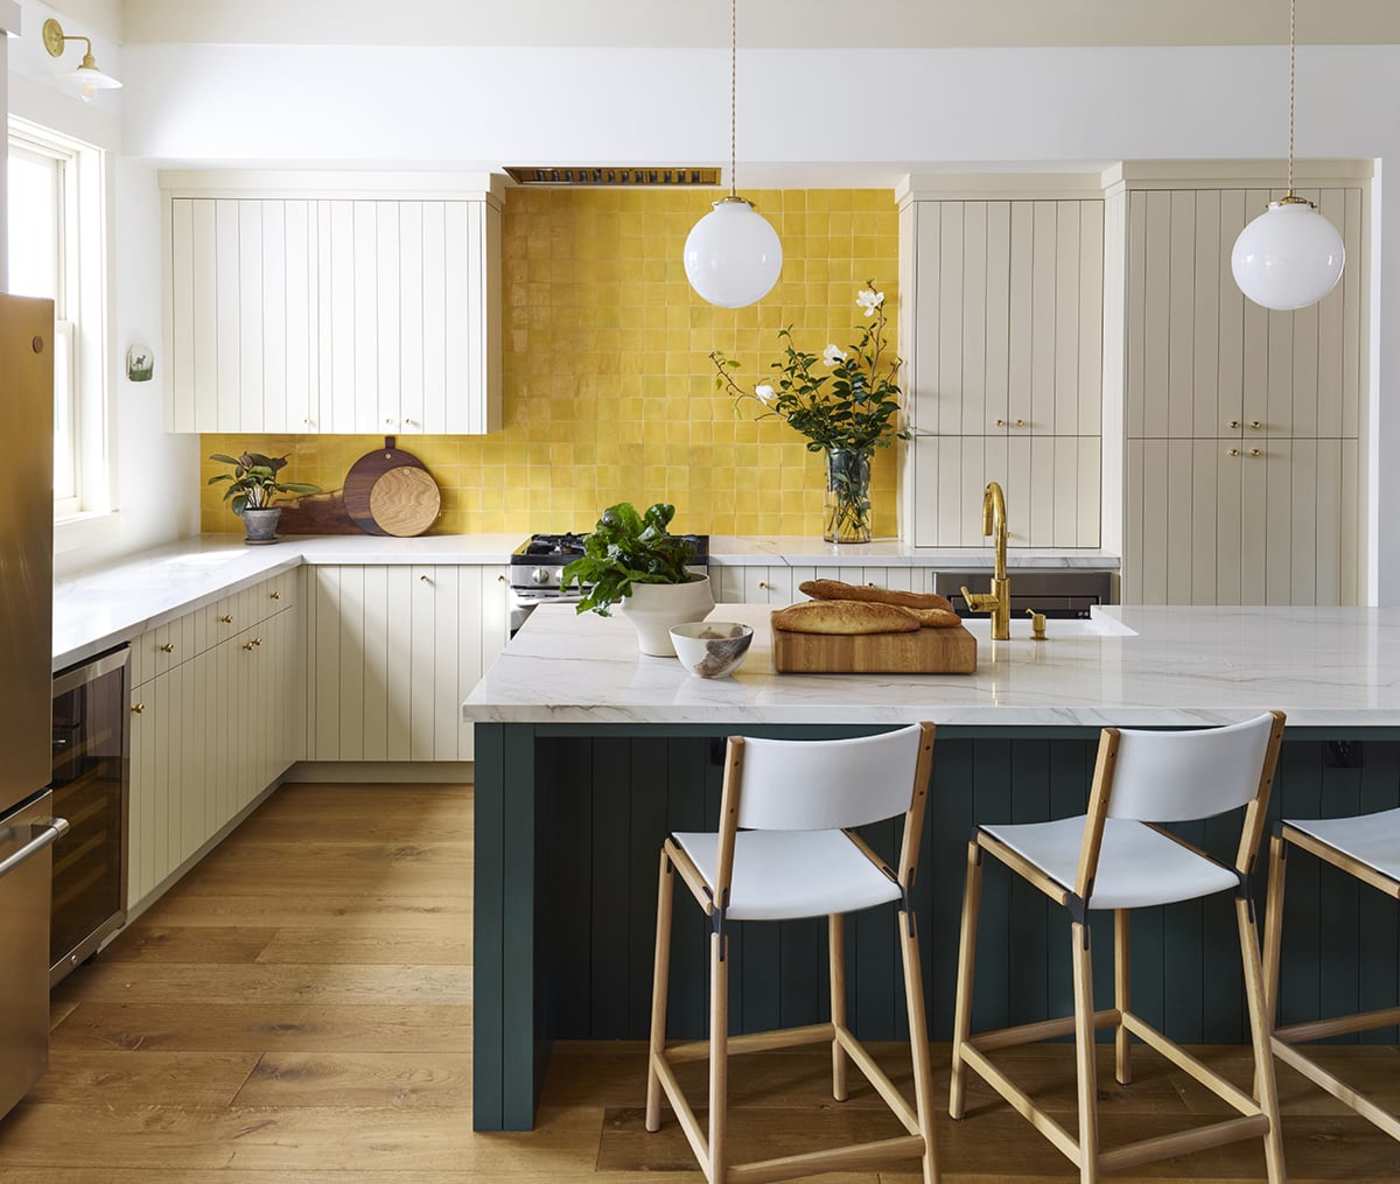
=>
[343,440,429,535]
[772,621,977,674]
[369,466,441,537]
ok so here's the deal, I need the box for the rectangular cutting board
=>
[771,620,978,674]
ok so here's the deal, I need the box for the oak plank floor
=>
[2,780,1398,1182]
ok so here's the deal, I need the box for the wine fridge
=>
[49,646,129,984]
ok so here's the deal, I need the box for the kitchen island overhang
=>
[465,604,1400,1130]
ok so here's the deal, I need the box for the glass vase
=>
[823,448,873,544]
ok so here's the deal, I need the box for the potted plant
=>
[207,451,319,544]
[561,502,714,657]
[709,281,908,543]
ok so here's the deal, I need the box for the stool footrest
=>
[726,1133,927,1184]
[1120,1010,1260,1118]
[1275,1004,1400,1045]
[1272,1037,1400,1143]
[958,1044,1081,1166]
[1097,1115,1270,1174]
[968,1007,1119,1052]
[664,1022,834,1064]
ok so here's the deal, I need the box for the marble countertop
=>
[463,602,1400,729]
[53,533,1119,670]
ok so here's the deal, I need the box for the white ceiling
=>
[119,0,1400,47]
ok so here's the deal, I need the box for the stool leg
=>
[900,912,941,1184]
[1239,895,1288,1184]
[1262,833,1288,1032]
[645,849,675,1133]
[1071,921,1100,1184]
[1114,910,1132,1086]
[708,928,729,1184]
[949,839,983,1121]
[829,913,848,1102]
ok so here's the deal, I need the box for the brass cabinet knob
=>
[130,703,145,714]
[496,573,506,583]
[252,637,263,647]
[994,418,1027,428]
[219,614,233,624]
[1228,419,1241,429]
[269,590,281,600]
[757,580,769,590]
[1227,448,1241,457]
[1249,448,1263,457]
[995,418,1007,428]
[241,641,256,651]
[158,643,175,654]
[1249,420,1263,430]
[419,574,432,583]
[404,418,419,428]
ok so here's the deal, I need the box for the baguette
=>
[799,578,955,614]
[771,599,920,635]
[905,606,962,629]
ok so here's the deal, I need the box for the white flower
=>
[856,288,885,317]
[754,383,776,405]
[822,344,848,368]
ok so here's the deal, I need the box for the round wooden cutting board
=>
[368,466,442,537]
[342,443,429,535]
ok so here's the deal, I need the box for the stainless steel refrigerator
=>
[0,293,68,1122]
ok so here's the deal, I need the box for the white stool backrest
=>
[735,724,926,832]
[1105,714,1278,823]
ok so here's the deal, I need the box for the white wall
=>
[10,0,198,576]
[118,40,1400,602]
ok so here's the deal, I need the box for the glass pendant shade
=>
[1231,200,1345,311]
[684,197,782,309]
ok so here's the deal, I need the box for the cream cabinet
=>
[304,564,510,762]
[897,181,1105,548]
[127,571,306,910]
[161,171,504,436]
[1109,164,1369,604]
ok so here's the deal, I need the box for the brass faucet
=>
[960,481,1012,640]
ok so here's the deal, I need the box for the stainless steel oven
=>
[49,647,129,985]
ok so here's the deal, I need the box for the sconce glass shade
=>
[1231,199,1345,311]
[67,62,122,103]
[683,196,782,309]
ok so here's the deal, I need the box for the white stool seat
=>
[673,829,902,921]
[981,816,1239,909]
[1286,808,1400,882]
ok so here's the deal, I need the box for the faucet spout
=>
[983,482,1008,583]
[962,482,1012,640]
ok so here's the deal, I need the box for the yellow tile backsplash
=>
[200,187,900,537]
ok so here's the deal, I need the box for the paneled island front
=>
[463,602,1400,1130]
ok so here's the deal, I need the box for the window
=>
[7,119,104,520]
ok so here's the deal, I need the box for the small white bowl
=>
[669,621,754,679]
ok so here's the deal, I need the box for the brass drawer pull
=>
[269,590,281,600]
[757,580,769,590]
[994,418,1027,429]
[131,703,145,714]
[496,574,506,583]
[219,614,234,624]
[1227,448,1241,457]
[419,574,432,584]
[241,641,256,651]
[1249,448,1263,457]
[1249,420,1263,430]
[252,637,263,647]
[158,643,175,654]
[1228,419,1241,429]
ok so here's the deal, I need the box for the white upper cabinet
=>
[161,171,504,435]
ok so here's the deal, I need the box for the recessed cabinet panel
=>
[164,178,501,435]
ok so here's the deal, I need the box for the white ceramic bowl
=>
[669,621,754,679]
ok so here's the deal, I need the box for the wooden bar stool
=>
[949,712,1288,1184]
[1262,808,1400,1141]
[646,722,940,1184]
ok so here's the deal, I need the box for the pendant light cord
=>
[1287,0,1296,196]
[729,0,737,197]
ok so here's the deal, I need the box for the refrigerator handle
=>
[0,817,69,880]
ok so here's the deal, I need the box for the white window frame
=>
[7,116,111,529]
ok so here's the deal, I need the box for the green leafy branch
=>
[560,502,699,616]
[207,451,320,516]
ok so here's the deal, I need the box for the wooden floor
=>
[2,782,1400,1183]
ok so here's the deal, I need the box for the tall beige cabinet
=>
[1105,163,1369,605]
[897,176,1105,550]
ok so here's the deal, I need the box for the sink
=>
[962,614,1137,640]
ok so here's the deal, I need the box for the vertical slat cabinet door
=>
[361,565,389,761]
[961,201,987,436]
[315,200,334,431]
[984,202,1011,433]
[1166,190,1195,439]
[353,200,380,434]
[456,567,484,761]
[1315,190,1346,438]
[327,200,357,432]
[190,199,219,432]
[399,202,425,433]
[313,566,341,761]
[935,436,961,546]
[386,566,414,761]
[1240,439,1268,604]
[983,434,1032,549]
[377,201,403,432]
[432,566,461,760]
[1212,444,1243,605]
[444,203,472,434]
[1138,440,1169,603]
[1290,438,1319,605]
[1189,441,1219,604]
[1007,201,1034,434]
[1124,191,1146,439]
[1216,191,1246,437]
[1141,191,1170,438]
[170,199,196,431]
[1052,437,1079,548]
[937,201,964,437]
[338,565,366,762]
[912,437,938,547]
[1028,436,1055,548]
[1241,189,1273,433]
[215,199,241,430]
[481,566,510,667]
[1264,440,1294,604]
[127,680,146,908]
[262,200,288,434]
[410,566,437,761]
[1166,439,1193,604]
[1078,200,1104,438]
[1123,439,1143,602]
[959,437,985,545]
[1192,191,1221,438]
[1053,199,1080,436]
[1030,201,1057,435]
[1076,437,1101,547]
[284,200,313,433]
[422,202,448,434]
[237,200,264,431]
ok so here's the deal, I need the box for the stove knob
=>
[530,567,551,586]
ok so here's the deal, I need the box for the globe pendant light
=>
[1231,0,1345,311]
[683,0,782,308]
